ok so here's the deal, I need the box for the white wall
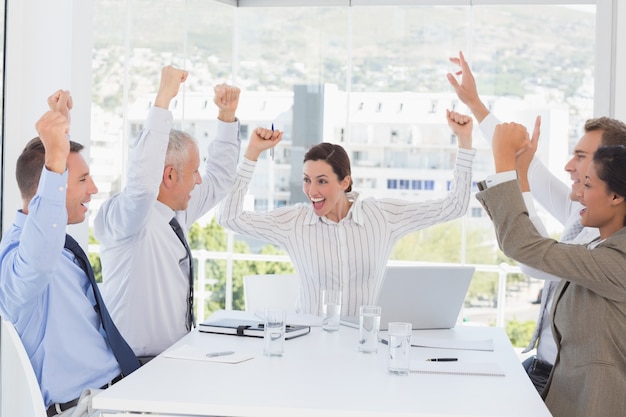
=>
[2,0,94,245]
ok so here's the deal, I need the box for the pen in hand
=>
[270,123,275,161]
[206,351,235,358]
[426,358,458,362]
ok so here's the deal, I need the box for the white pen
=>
[206,351,235,358]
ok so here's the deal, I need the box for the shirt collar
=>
[154,200,176,221]
[14,210,27,228]
[302,191,364,226]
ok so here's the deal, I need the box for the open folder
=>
[198,317,310,339]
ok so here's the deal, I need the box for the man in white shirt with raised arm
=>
[95,66,241,359]
[447,51,626,392]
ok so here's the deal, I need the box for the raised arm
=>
[95,66,187,240]
[492,122,531,173]
[214,83,240,123]
[515,116,541,192]
[184,83,243,224]
[245,127,283,161]
[38,103,71,174]
[446,109,473,150]
[154,66,188,109]
[447,51,490,123]
[217,127,294,244]
[1,106,72,309]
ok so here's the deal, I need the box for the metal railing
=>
[190,248,523,327]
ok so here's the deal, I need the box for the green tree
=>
[506,319,536,348]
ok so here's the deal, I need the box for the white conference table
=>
[93,310,552,417]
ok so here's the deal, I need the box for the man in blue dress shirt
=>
[0,90,138,416]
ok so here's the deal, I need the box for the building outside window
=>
[85,1,598,343]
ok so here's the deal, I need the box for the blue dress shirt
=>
[0,167,120,407]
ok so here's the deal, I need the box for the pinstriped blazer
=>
[476,179,626,417]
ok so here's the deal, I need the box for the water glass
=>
[388,322,412,375]
[358,305,381,353]
[263,308,286,356]
[321,289,342,332]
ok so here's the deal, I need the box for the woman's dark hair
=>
[16,137,84,201]
[303,142,353,192]
[593,145,626,225]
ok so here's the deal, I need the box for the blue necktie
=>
[64,235,140,376]
[169,217,195,331]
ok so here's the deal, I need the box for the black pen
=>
[426,358,458,362]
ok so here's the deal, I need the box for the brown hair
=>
[16,137,84,201]
[584,117,626,146]
[303,142,353,192]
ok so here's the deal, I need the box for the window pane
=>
[90,2,596,326]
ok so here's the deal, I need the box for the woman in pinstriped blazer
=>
[219,111,475,317]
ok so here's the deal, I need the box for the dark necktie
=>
[64,234,140,376]
[169,217,195,331]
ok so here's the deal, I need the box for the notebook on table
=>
[374,264,475,330]
[198,312,311,340]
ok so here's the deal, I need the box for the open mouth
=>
[310,196,325,210]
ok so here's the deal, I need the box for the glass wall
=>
[90,1,596,343]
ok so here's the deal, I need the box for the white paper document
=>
[410,360,505,377]
[410,336,494,351]
[163,344,254,364]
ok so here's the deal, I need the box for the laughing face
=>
[564,130,603,201]
[577,162,623,239]
[302,159,351,223]
[170,143,202,211]
[66,152,98,224]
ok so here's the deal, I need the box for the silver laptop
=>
[375,264,475,330]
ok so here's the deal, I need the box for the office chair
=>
[1,317,47,417]
[243,274,300,315]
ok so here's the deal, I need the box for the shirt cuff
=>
[38,166,69,204]
[238,157,256,181]
[483,171,517,188]
[478,113,499,145]
[215,118,241,145]
[145,107,174,134]
[522,192,538,218]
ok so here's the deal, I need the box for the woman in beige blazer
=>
[476,122,626,417]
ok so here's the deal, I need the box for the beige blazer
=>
[477,180,626,417]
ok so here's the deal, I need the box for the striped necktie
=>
[169,217,195,331]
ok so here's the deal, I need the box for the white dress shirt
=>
[480,114,599,364]
[218,148,475,316]
[94,107,240,356]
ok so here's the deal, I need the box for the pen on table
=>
[270,123,275,161]
[206,351,235,358]
[426,358,458,362]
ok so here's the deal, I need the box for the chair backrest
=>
[243,274,300,314]
[1,317,47,417]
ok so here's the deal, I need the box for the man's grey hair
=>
[165,129,197,175]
